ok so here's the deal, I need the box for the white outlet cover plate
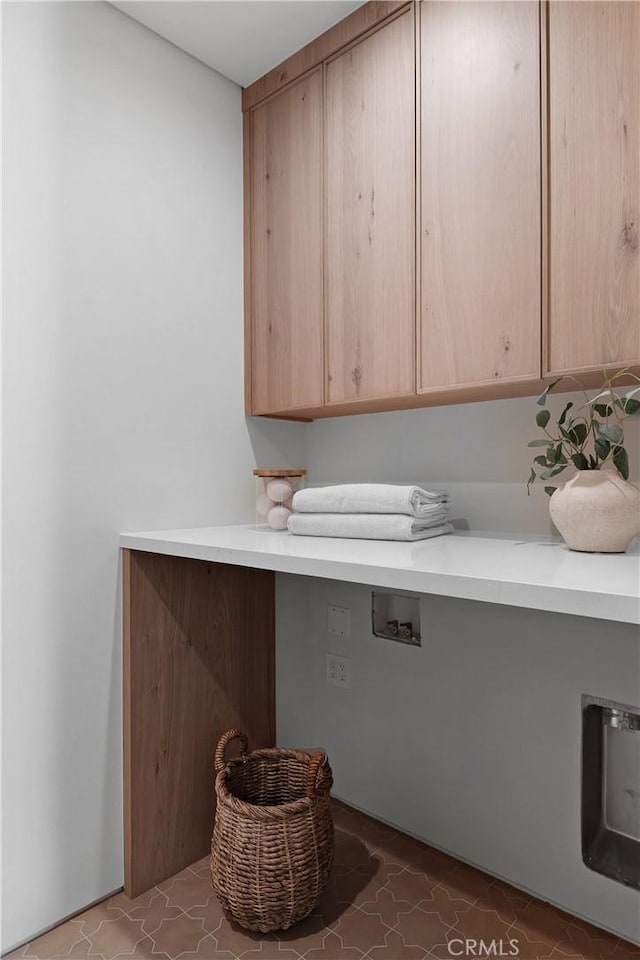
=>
[326,654,350,688]
[328,605,350,637]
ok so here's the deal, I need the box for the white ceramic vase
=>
[549,468,640,553]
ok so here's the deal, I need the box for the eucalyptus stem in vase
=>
[526,368,640,553]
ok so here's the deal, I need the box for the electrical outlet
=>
[326,654,350,688]
[328,604,350,638]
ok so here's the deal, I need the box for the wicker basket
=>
[210,729,334,933]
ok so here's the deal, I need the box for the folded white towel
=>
[292,483,449,518]
[287,513,454,542]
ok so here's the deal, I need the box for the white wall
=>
[1,3,305,950]
[307,393,640,535]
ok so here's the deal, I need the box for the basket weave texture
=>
[210,729,334,933]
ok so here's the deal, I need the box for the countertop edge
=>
[119,530,640,626]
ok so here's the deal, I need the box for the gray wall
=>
[306,393,640,535]
[276,573,640,943]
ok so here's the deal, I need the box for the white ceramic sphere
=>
[267,505,292,530]
[266,479,293,504]
[256,493,273,518]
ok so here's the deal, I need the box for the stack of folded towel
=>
[287,483,452,542]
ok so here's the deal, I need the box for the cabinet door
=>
[249,70,323,414]
[547,2,640,374]
[419,2,541,391]
[325,11,415,405]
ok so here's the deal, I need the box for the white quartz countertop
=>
[120,525,640,625]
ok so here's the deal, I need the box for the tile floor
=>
[9,802,639,960]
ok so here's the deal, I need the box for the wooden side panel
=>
[242,1,409,111]
[419,1,541,391]
[243,111,252,415]
[547,2,640,374]
[123,551,275,897]
[250,70,324,414]
[325,11,415,404]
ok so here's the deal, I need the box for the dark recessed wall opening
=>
[582,695,640,890]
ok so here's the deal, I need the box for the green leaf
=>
[594,403,613,418]
[536,409,551,428]
[571,452,590,470]
[528,439,553,447]
[540,464,567,480]
[613,446,629,481]
[548,443,567,466]
[544,486,557,497]
[594,438,610,461]
[596,422,623,444]
[567,422,588,446]
[536,378,562,406]
[589,454,598,469]
[616,397,640,416]
[526,467,536,495]
[534,454,549,466]
[558,401,573,426]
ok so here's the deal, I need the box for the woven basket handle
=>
[306,751,326,799]
[214,728,248,774]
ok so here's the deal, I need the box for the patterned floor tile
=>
[238,944,304,960]
[187,859,211,881]
[146,915,210,958]
[351,854,405,889]
[383,868,439,907]
[407,850,464,889]
[20,922,87,960]
[84,917,147,959]
[184,898,227,936]
[555,919,621,960]
[438,864,496,904]
[171,934,222,960]
[330,869,382,911]
[275,908,343,951]
[210,920,272,957]
[449,903,516,941]
[409,886,474,927]
[367,928,428,960]
[510,902,577,955]
[332,910,392,953]
[475,880,532,925]
[359,886,414,927]
[126,894,182,937]
[391,906,452,952]
[614,941,640,960]
[112,937,170,960]
[10,801,640,960]
[79,898,128,939]
[161,876,213,912]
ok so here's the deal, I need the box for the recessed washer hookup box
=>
[582,694,640,890]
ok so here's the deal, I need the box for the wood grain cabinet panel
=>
[547,2,640,374]
[419,2,541,392]
[325,11,415,405]
[249,69,324,413]
[123,551,275,897]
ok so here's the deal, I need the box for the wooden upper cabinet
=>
[249,69,324,414]
[547,2,640,374]
[325,11,415,405]
[419,2,541,392]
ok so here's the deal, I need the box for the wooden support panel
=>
[123,550,275,898]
